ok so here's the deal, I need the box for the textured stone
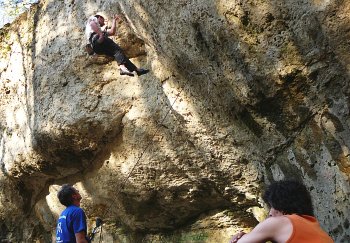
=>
[0,0,349,242]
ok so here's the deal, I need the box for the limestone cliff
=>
[0,0,349,242]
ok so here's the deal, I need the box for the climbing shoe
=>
[136,68,149,76]
[120,70,134,76]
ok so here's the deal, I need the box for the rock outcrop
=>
[0,0,349,242]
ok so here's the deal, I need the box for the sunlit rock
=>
[0,0,349,242]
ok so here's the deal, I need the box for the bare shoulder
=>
[262,216,293,243]
[237,216,292,243]
[261,216,292,234]
[264,215,291,225]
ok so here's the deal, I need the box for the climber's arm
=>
[75,231,88,243]
[229,217,292,243]
[107,15,122,36]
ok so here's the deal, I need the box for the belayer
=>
[229,180,334,243]
[56,184,90,243]
[85,14,149,77]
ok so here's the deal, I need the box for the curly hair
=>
[57,184,76,207]
[263,180,314,216]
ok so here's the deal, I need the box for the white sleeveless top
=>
[85,16,101,42]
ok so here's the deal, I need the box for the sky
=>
[0,0,38,28]
[0,8,14,27]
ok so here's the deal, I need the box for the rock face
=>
[0,0,350,242]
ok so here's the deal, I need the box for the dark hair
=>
[57,184,76,207]
[94,15,103,19]
[263,180,314,216]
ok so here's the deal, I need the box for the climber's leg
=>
[91,35,149,76]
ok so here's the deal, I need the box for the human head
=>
[263,180,314,216]
[57,184,82,207]
[94,14,105,26]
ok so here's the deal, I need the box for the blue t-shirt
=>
[56,205,88,243]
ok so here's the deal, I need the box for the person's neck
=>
[72,201,80,207]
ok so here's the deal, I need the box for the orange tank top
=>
[285,214,334,243]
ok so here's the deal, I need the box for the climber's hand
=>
[229,232,246,243]
[114,14,122,23]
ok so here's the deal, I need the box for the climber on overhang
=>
[85,14,149,77]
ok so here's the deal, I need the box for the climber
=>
[85,13,149,77]
[229,180,334,243]
[56,184,90,243]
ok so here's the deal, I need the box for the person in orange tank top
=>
[229,180,334,243]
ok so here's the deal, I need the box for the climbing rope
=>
[93,85,183,242]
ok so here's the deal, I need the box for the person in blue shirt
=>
[56,184,90,243]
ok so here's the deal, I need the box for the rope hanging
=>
[94,86,183,242]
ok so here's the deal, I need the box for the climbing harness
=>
[91,86,183,242]
[85,43,94,55]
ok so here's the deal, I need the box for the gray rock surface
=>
[0,0,349,242]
